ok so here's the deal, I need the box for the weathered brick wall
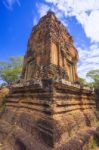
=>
[0,79,98,150]
[21,11,78,82]
[0,11,98,150]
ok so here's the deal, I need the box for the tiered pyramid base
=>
[0,79,99,150]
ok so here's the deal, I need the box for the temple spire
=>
[21,11,78,82]
[47,10,55,15]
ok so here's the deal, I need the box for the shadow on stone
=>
[15,139,26,150]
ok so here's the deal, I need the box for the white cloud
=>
[3,0,21,9]
[78,44,99,78]
[36,0,99,79]
[76,10,99,43]
[37,0,99,43]
[33,17,38,26]
[36,3,50,17]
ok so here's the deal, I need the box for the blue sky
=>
[0,0,99,79]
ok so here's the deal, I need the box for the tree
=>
[0,56,23,84]
[79,77,88,85]
[86,69,99,88]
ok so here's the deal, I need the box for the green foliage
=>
[0,56,23,84]
[86,69,99,88]
[91,137,97,149]
[79,77,88,85]
[79,77,91,87]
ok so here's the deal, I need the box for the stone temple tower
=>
[0,11,96,150]
[21,11,78,82]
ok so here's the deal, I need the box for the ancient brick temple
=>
[0,11,99,150]
[21,11,78,82]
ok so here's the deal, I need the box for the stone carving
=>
[0,11,98,150]
[21,11,78,82]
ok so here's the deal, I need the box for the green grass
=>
[91,137,97,149]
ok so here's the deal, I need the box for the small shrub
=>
[91,137,97,149]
